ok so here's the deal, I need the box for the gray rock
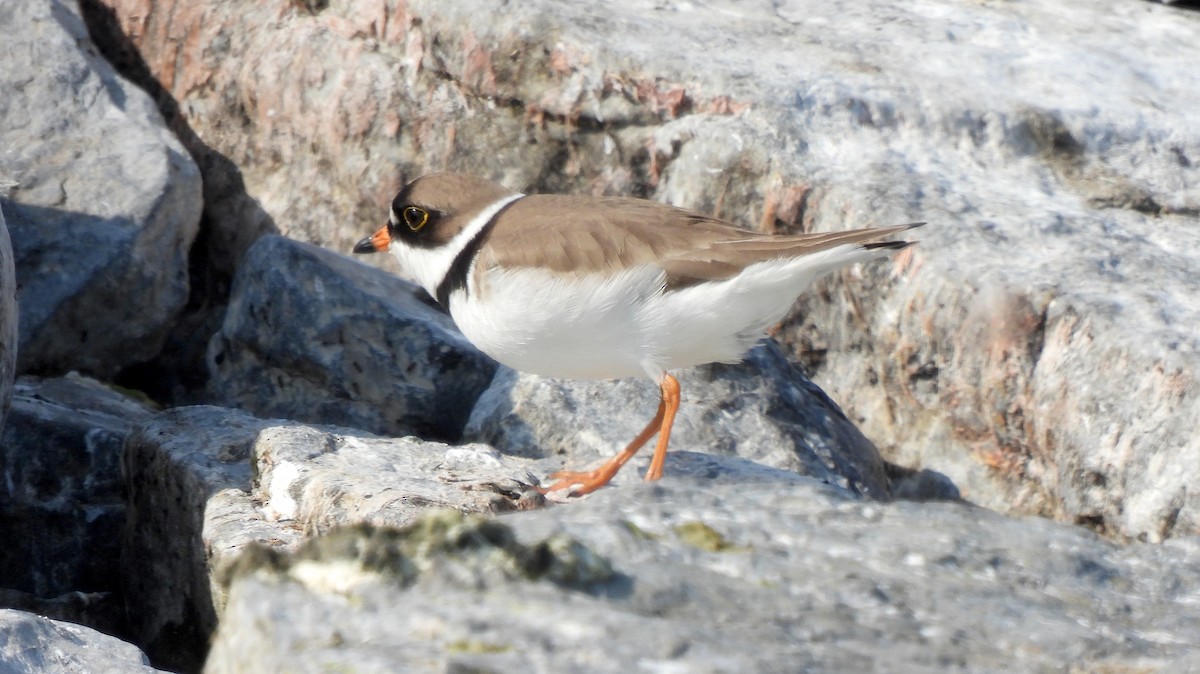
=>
[122,404,820,669]
[121,405,552,670]
[121,406,274,674]
[122,403,1199,672]
[78,0,283,407]
[0,0,202,379]
[207,235,496,441]
[467,340,891,498]
[0,374,153,633]
[0,206,16,434]
[0,609,164,674]
[84,0,1200,539]
[205,482,1200,673]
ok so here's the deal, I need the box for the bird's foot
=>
[537,468,618,497]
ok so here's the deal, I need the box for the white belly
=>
[448,254,844,381]
[451,266,664,380]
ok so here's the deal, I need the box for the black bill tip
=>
[353,236,379,254]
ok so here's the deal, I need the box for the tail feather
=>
[862,239,917,252]
[663,221,923,289]
[714,221,924,253]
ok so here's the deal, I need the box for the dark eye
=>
[402,206,429,232]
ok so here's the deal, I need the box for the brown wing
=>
[478,194,919,286]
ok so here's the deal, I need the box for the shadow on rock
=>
[79,0,280,406]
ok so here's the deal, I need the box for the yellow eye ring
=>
[402,206,429,232]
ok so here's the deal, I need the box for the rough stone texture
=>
[0,374,154,634]
[121,402,1200,673]
[122,405,555,671]
[0,206,17,434]
[0,0,202,380]
[204,482,1200,673]
[207,234,497,441]
[0,609,165,674]
[84,0,1200,540]
[121,406,275,673]
[468,341,894,499]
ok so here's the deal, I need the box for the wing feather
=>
[476,194,921,287]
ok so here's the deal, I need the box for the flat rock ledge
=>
[119,402,848,670]
[206,484,1200,673]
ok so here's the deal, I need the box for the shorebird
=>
[355,173,919,495]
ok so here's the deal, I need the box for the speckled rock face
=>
[206,235,496,441]
[0,375,154,631]
[121,405,551,670]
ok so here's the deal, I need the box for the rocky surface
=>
[82,0,1200,541]
[0,609,165,674]
[207,234,496,441]
[120,405,546,671]
[0,0,202,380]
[120,407,279,673]
[0,374,155,634]
[467,341,895,498]
[122,403,851,670]
[0,207,17,434]
[119,397,1200,673]
[206,484,1200,673]
[0,0,1198,672]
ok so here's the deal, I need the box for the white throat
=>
[388,192,525,299]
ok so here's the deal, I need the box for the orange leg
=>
[643,374,679,481]
[540,374,682,496]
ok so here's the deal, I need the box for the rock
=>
[77,0,282,407]
[0,374,154,634]
[120,406,278,673]
[467,340,892,498]
[205,482,1200,673]
[83,0,1200,540]
[0,0,202,380]
[0,609,165,674]
[121,405,551,670]
[206,234,497,441]
[122,404,820,669]
[0,206,17,434]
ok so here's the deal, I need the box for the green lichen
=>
[446,639,513,655]
[223,510,615,592]
[673,521,742,552]
[102,381,162,409]
[522,533,615,587]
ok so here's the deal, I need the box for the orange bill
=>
[353,226,390,254]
